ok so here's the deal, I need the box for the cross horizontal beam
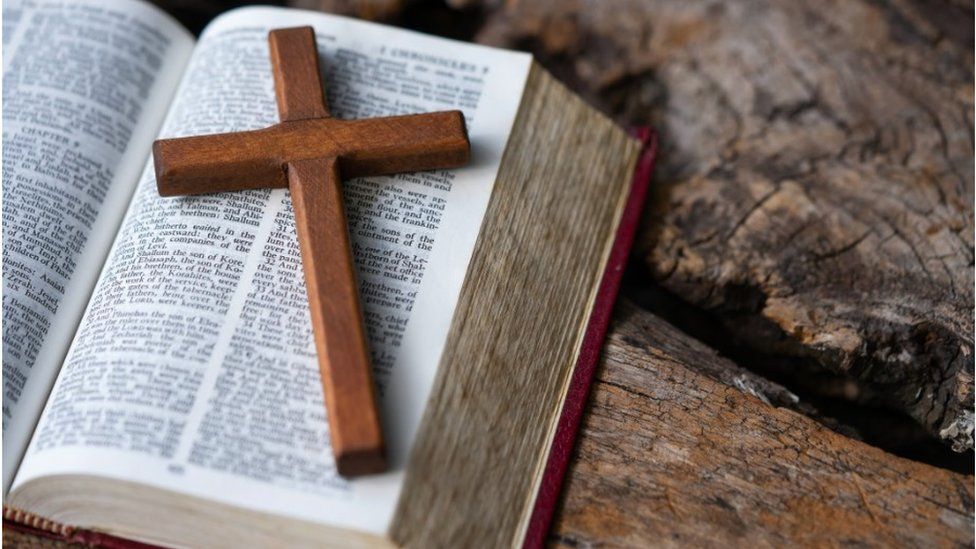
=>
[153,111,469,197]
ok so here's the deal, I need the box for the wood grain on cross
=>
[152,26,470,476]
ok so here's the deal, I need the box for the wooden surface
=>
[549,302,974,548]
[470,0,974,454]
[152,26,470,476]
[460,0,975,542]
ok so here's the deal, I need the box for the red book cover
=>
[4,129,658,548]
[522,127,657,549]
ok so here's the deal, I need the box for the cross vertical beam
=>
[271,27,384,476]
[289,156,384,475]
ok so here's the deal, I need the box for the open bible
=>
[2,1,656,547]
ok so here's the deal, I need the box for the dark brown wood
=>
[152,26,470,476]
[550,302,974,547]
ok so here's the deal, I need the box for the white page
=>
[12,6,531,535]
[1,0,194,493]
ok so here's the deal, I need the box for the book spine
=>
[4,505,161,548]
[4,505,75,538]
[521,128,658,549]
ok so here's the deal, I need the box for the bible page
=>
[1,0,194,493]
[10,6,531,535]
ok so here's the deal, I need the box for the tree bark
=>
[549,303,974,547]
[472,0,974,452]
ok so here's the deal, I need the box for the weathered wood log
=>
[470,0,974,452]
[549,302,974,547]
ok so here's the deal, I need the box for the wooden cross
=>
[152,26,470,476]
